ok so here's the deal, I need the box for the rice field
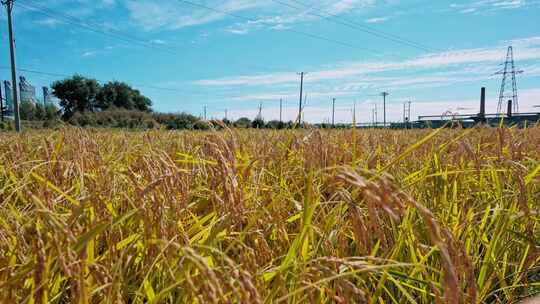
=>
[0,127,539,303]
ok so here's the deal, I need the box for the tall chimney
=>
[507,100,513,117]
[479,87,486,121]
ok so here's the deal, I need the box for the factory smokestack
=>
[479,87,486,122]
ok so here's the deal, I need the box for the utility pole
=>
[0,85,3,122]
[224,109,228,120]
[374,103,378,126]
[279,98,283,123]
[407,101,411,123]
[297,72,306,124]
[203,105,207,120]
[332,98,335,127]
[352,101,356,126]
[257,101,263,120]
[302,93,307,123]
[42,86,48,108]
[3,0,21,132]
[381,92,389,128]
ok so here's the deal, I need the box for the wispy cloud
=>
[225,0,378,35]
[33,0,391,35]
[225,14,308,35]
[449,0,536,14]
[324,0,377,15]
[365,16,389,23]
[193,36,540,87]
[150,39,167,45]
[125,0,266,31]
[34,18,65,28]
[82,51,97,58]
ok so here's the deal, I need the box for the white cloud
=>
[34,18,65,28]
[460,8,477,13]
[125,0,266,31]
[225,14,309,35]
[325,0,377,15]
[449,0,534,14]
[365,16,389,23]
[193,36,540,87]
[82,51,97,57]
[224,0,381,34]
[150,39,167,45]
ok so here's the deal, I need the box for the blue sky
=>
[1,0,540,123]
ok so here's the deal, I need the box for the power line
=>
[18,0,416,93]
[0,66,391,106]
[0,66,254,99]
[284,0,441,53]
[19,0,299,75]
[17,0,182,56]
[175,0,385,54]
[17,0,279,79]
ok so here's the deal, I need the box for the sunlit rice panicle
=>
[0,126,539,303]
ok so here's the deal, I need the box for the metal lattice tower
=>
[403,101,411,123]
[495,46,523,114]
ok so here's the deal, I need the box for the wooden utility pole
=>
[381,92,389,128]
[297,72,306,124]
[3,0,21,131]
[332,98,335,127]
[0,85,3,122]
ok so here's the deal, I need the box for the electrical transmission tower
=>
[495,46,523,115]
[403,101,411,123]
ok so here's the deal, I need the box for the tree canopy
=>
[97,81,152,112]
[52,75,152,119]
[52,75,100,119]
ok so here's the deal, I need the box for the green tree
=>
[234,117,252,128]
[266,120,285,129]
[97,81,152,112]
[19,101,36,120]
[52,75,101,119]
[251,117,265,129]
[44,104,60,121]
[34,103,45,120]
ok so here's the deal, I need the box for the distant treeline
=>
[2,74,348,130]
